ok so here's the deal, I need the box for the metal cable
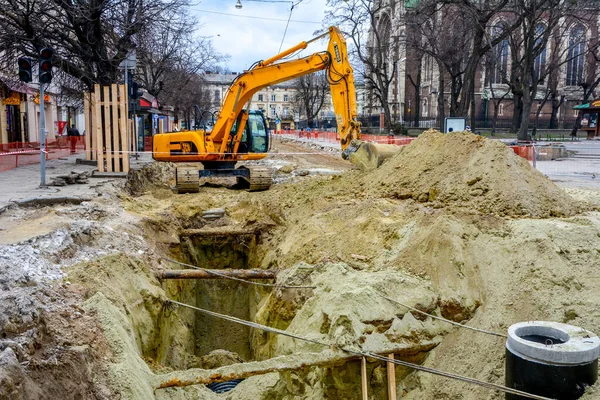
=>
[160,257,316,289]
[380,294,508,338]
[165,299,553,400]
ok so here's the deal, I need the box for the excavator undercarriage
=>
[174,164,272,194]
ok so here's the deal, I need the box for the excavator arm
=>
[210,26,361,155]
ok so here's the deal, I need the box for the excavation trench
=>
[159,229,264,367]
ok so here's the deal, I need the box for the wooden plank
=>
[387,353,397,400]
[94,84,103,172]
[361,357,368,400]
[103,85,112,172]
[88,92,96,161]
[111,84,120,172]
[119,84,130,172]
[157,269,277,280]
[0,98,7,145]
[83,93,91,160]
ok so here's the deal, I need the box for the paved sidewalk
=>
[0,152,153,210]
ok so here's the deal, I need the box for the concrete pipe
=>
[505,321,600,399]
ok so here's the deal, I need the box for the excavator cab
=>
[232,110,269,154]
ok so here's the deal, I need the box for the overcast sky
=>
[193,0,329,72]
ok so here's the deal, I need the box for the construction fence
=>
[0,136,86,172]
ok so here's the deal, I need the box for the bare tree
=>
[291,72,330,128]
[409,0,522,129]
[135,11,227,101]
[0,0,191,89]
[324,0,398,131]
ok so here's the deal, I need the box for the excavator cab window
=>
[248,111,268,153]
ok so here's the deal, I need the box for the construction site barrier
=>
[0,137,86,172]
[509,145,534,161]
[275,130,417,146]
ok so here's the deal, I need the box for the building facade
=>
[367,0,600,131]
[0,76,84,149]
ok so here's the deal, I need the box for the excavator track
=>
[237,166,272,191]
[175,167,200,194]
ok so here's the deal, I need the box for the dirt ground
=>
[1,133,600,399]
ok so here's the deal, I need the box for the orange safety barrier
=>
[0,136,86,172]
[509,145,534,161]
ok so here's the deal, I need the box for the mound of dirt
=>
[126,162,175,196]
[361,130,583,217]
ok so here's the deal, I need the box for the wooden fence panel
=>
[83,93,93,160]
[93,84,104,171]
[86,84,130,172]
[103,85,112,172]
[120,84,129,172]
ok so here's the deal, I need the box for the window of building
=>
[283,94,289,102]
[566,25,586,86]
[491,23,509,85]
[498,103,504,116]
[534,24,547,85]
[214,90,220,100]
[258,94,264,101]
[422,98,428,117]
[271,94,277,102]
[283,107,289,118]
[270,106,276,117]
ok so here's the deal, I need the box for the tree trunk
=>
[511,95,522,134]
[383,103,392,133]
[518,90,532,141]
[450,77,459,117]
[413,65,422,128]
[549,93,560,129]
[437,68,445,130]
[469,78,476,130]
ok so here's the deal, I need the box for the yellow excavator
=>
[153,26,384,192]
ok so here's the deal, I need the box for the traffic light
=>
[17,58,33,82]
[38,48,53,84]
[129,81,143,99]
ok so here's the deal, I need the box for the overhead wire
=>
[190,8,321,24]
[164,299,553,400]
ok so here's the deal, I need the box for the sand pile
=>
[361,130,582,217]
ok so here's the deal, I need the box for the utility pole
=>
[39,82,46,186]
[38,48,54,187]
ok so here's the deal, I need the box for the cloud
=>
[193,0,327,72]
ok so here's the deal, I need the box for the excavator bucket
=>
[343,140,403,171]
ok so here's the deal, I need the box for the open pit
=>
[1,134,600,399]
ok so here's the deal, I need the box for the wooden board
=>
[111,84,120,172]
[103,85,112,172]
[387,353,397,400]
[94,84,103,172]
[120,84,129,172]
[361,357,368,400]
[83,93,92,160]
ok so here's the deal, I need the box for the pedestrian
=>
[67,124,80,154]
